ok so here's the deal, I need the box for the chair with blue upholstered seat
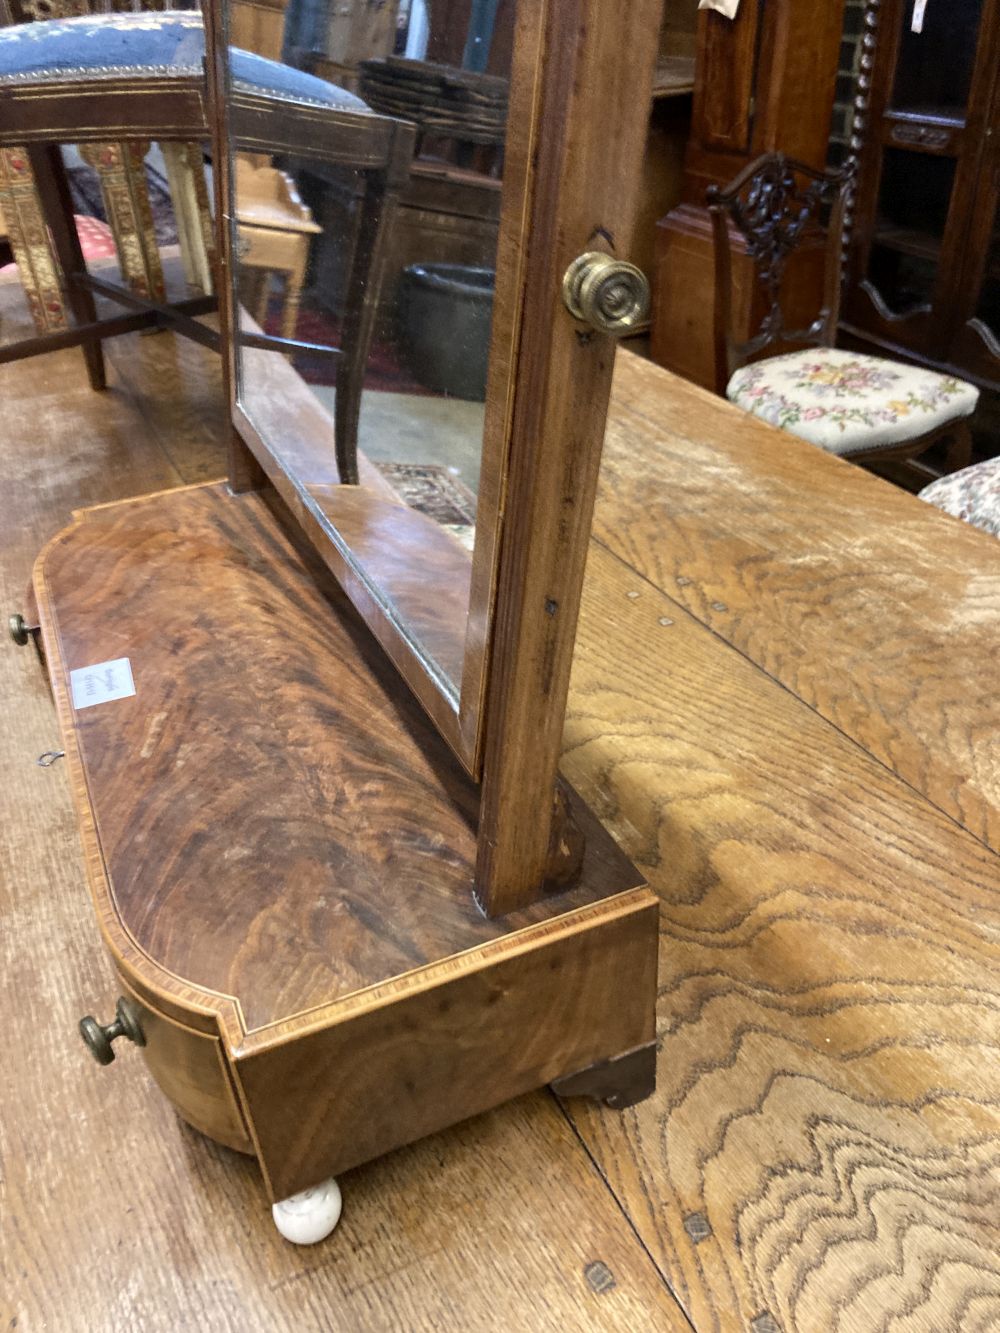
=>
[0,10,415,482]
[707,153,979,475]
[0,0,208,323]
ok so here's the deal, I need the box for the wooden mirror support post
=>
[13,0,663,1244]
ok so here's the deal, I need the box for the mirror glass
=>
[226,0,516,727]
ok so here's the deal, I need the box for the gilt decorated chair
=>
[0,0,212,326]
[707,153,979,472]
[0,9,415,481]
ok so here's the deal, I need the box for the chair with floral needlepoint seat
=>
[707,153,979,472]
[919,457,1000,539]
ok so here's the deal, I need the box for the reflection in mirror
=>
[229,0,514,717]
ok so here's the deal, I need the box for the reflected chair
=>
[707,153,979,472]
[0,10,414,480]
[0,0,212,322]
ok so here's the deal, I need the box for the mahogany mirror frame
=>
[203,0,662,916]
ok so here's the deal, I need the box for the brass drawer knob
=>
[79,997,146,1066]
[9,613,29,647]
[562,251,650,335]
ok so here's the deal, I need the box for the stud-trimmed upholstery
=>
[0,12,369,113]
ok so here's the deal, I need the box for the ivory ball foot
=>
[271,1177,342,1245]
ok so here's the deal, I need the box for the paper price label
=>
[70,657,136,710]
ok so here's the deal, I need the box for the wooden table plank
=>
[560,537,1000,1331]
[597,352,1000,853]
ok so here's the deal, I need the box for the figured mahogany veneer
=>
[35,481,658,1200]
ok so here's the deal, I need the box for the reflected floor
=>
[310,385,486,494]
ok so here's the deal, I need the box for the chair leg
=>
[160,142,198,288]
[160,141,214,294]
[335,175,398,485]
[0,147,69,334]
[281,236,310,342]
[188,141,217,284]
[79,141,166,302]
[26,144,106,391]
[945,419,973,474]
[253,269,272,330]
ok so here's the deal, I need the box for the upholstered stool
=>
[919,457,1000,539]
[727,347,980,461]
[0,11,414,480]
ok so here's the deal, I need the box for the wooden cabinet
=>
[229,0,290,61]
[841,0,1000,392]
[651,0,848,389]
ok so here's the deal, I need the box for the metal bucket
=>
[398,263,495,401]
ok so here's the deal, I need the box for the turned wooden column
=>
[651,0,847,389]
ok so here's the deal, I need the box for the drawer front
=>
[236,223,305,275]
[117,976,254,1156]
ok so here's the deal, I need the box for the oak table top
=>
[1,289,997,1329]
[560,352,1000,1332]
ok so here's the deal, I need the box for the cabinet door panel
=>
[890,0,983,118]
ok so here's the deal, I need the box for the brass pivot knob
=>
[562,252,650,335]
[79,997,146,1066]
[9,613,29,646]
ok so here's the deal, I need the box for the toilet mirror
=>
[216,0,525,770]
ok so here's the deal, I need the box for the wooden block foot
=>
[550,1042,656,1110]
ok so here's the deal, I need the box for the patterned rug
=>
[374,461,477,549]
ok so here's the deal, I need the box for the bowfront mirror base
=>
[35,482,658,1231]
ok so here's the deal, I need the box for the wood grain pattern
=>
[33,467,657,1212]
[118,973,254,1154]
[456,0,545,761]
[30,469,662,1279]
[560,535,1000,1332]
[475,0,664,914]
[235,888,658,1200]
[5,274,1000,1326]
[35,482,645,1040]
[596,352,1000,853]
[0,299,688,1332]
